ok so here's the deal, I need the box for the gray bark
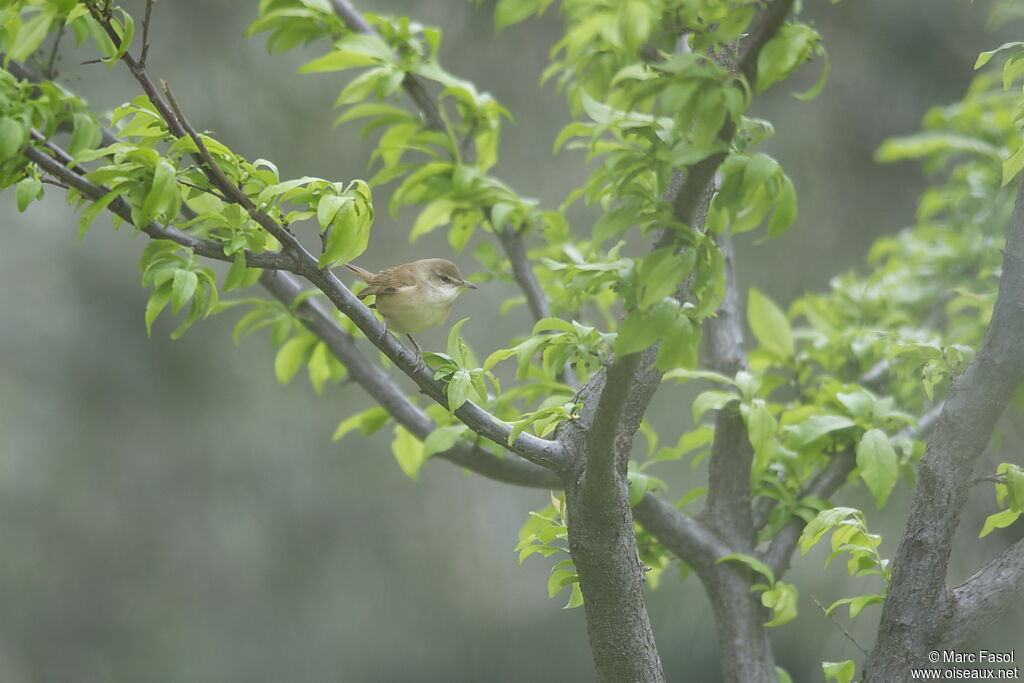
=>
[862,177,1024,681]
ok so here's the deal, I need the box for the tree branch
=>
[940,536,1024,648]
[699,231,754,550]
[327,0,445,133]
[22,142,298,272]
[655,0,795,250]
[14,56,562,489]
[633,492,730,566]
[76,6,568,472]
[763,404,943,578]
[259,270,562,489]
[862,176,1024,681]
[326,0,573,385]
[580,351,645,504]
[702,232,746,376]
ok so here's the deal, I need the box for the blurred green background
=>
[1,1,1022,681]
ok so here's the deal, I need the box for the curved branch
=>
[940,536,1024,647]
[656,0,796,249]
[327,0,445,133]
[763,404,943,578]
[259,270,562,489]
[79,6,567,472]
[699,233,753,549]
[19,104,562,489]
[579,351,646,503]
[633,492,730,565]
[22,143,297,272]
[863,177,1024,681]
[326,0,572,384]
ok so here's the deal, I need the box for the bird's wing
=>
[349,263,417,299]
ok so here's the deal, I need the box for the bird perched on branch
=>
[346,258,477,353]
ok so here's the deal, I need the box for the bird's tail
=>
[345,263,375,282]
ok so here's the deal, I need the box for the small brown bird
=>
[346,258,477,352]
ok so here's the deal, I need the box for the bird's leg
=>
[407,332,425,358]
[406,334,423,355]
[405,334,429,372]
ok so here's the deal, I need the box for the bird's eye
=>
[439,275,452,283]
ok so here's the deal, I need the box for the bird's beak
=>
[460,280,478,290]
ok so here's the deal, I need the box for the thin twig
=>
[23,143,298,272]
[178,178,228,203]
[10,52,562,487]
[139,0,155,67]
[969,474,1008,487]
[327,0,571,386]
[811,595,870,657]
[40,176,70,189]
[44,22,65,79]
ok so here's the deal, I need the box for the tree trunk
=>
[565,471,666,682]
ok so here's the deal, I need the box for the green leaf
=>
[332,406,391,441]
[306,341,333,394]
[798,507,860,555]
[822,660,856,683]
[747,287,793,358]
[411,198,456,242]
[662,368,735,385]
[637,248,693,310]
[1003,55,1024,91]
[422,424,469,457]
[616,298,680,356]
[274,336,313,385]
[693,390,736,423]
[564,582,584,609]
[756,23,821,93]
[627,471,656,506]
[827,593,885,619]
[9,7,57,62]
[15,176,42,212]
[975,41,1024,70]
[483,347,517,371]
[876,132,1001,163]
[716,553,775,586]
[391,425,426,481]
[171,269,198,314]
[446,317,471,364]
[761,582,798,627]
[979,508,1021,538]
[0,117,28,161]
[553,121,594,154]
[793,46,830,101]
[319,199,372,267]
[746,399,778,477]
[447,368,472,413]
[764,175,796,240]
[656,314,699,372]
[856,429,899,508]
[1003,142,1024,187]
[317,194,346,232]
[547,567,578,599]
[144,282,173,336]
[224,253,249,291]
[495,0,545,30]
[998,463,1024,509]
[299,50,377,73]
[140,160,178,226]
[792,415,856,446]
[298,35,394,73]
[70,112,102,157]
